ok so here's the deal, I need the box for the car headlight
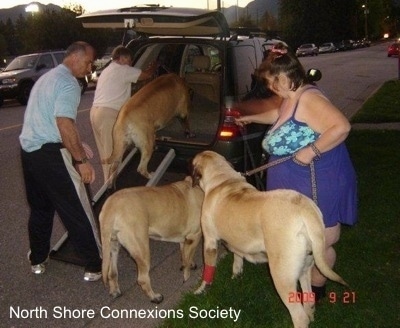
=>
[2,77,17,85]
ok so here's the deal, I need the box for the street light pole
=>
[362,2,369,40]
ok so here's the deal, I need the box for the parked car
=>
[362,38,371,47]
[295,43,319,57]
[0,50,88,107]
[77,6,276,186]
[353,38,371,48]
[336,39,355,51]
[318,42,337,54]
[92,53,113,83]
[387,42,400,57]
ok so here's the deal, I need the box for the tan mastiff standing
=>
[191,151,348,328]
[99,176,204,303]
[104,73,194,182]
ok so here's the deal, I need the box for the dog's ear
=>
[191,164,202,187]
[192,170,201,187]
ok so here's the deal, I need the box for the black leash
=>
[239,126,266,191]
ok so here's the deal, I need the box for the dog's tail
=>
[303,200,348,287]
[101,117,128,186]
[102,108,130,166]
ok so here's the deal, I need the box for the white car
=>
[296,43,319,57]
[318,42,337,54]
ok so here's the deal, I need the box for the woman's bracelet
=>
[310,143,321,160]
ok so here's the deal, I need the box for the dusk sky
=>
[1,0,253,13]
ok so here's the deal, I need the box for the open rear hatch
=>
[78,6,232,148]
[77,6,230,37]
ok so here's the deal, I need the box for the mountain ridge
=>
[0,1,278,25]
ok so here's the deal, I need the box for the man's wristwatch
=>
[73,157,88,165]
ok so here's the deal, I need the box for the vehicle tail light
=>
[219,107,243,139]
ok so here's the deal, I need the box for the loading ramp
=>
[49,147,177,266]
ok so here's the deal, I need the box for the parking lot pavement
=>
[0,142,204,328]
[2,216,203,328]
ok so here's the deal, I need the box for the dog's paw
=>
[194,281,209,295]
[231,271,243,280]
[151,294,164,304]
[138,169,153,179]
[110,290,122,299]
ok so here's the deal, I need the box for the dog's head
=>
[190,151,227,187]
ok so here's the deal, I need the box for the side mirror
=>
[307,68,322,82]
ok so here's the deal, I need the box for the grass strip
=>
[160,130,400,328]
[351,79,400,123]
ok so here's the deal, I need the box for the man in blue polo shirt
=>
[20,41,102,282]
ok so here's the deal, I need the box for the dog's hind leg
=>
[118,229,163,303]
[268,254,311,328]
[135,130,155,179]
[180,230,202,282]
[299,253,315,322]
[107,233,122,298]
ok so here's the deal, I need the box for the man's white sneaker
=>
[27,250,49,274]
[31,263,47,274]
[83,271,102,282]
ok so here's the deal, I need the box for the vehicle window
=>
[184,45,202,73]
[4,55,38,71]
[37,54,54,69]
[231,44,258,98]
[206,47,221,70]
[156,44,184,75]
[182,44,221,73]
[53,52,65,65]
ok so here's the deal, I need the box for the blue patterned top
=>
[262,86,321,156]
[262,119,320,155]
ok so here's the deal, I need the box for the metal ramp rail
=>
[49,147,176,266]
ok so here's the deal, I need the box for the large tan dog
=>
[191,151,348,328]
[104,73,194,180]
[99,176,204,303]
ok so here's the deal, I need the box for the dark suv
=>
[0,50,88,107]
[79,6,272,187]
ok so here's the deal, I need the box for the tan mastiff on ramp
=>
[191,151,348,328]
[104,73,194,181]
[99,176,204,303]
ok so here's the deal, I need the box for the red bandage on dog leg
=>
[202,265,216,284]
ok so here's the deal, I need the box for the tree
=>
[260,10,279,33]
[8,6,122,57]
[278,0,391,48]
[2,18,18,55]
